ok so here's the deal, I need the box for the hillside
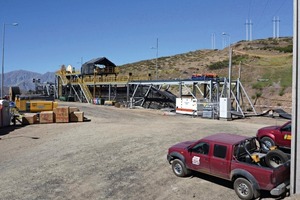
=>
[118,37,293,112]
[4,37,293,113]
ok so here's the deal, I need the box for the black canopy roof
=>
[81,57,116,75]
[82,57,116,67]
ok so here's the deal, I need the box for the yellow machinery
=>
[15,97,58,112]
[9,86,58,113]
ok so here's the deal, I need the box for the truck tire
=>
[171,159,191,177]
[265,149,289,168]
[261,137,275,152]
[234,178,255,200]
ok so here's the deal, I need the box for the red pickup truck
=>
[256,121,291,151]
[167,133,290,200]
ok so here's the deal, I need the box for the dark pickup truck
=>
[167,133,290,200]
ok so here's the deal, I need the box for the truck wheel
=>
[171,159,191,177]
[234,178,255,200]
[261,137,275,152]
[265,149,289,168]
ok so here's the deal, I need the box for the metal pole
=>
[156,38,158,80]
[93,69,96,99]
[249,19,253,41]
[1,23,6,99]
[291,0,300,194]
[222,32,232,97]
[273,16,276,39]
[1,23,18,98]
[228,47,232,98]
[246,19,248,41]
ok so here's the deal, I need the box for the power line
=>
[255,0,270,29]
[248,0,253,20]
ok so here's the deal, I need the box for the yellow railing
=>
[56,71,69,85]
[76,77,93,102]
[70,75,151,84]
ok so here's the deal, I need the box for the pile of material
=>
[22,106,84,125]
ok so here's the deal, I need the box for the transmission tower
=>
[211,33,215,49]
[273,16,280,39]
[245,19,253,41]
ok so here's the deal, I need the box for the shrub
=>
[279,88,285,96]
[274,45,293,53]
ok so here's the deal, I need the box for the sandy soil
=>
[0,102,297,200]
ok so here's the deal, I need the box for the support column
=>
[108,84,111,101]
[127,84,129,104]
[192,82,197,97]
[179,82,182,98]
[291,0,300,194]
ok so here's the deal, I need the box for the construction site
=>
[0,52,292,129]
[54,56,292,121]
[55,57,259,120]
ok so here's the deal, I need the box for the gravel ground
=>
[0,102,297,200]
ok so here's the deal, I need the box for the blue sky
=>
[0,0,293,74]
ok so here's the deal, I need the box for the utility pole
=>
[211,33,215,49]
[291,0,300,194]
[249,19,253,41]
[151,38,159,80]
[246,19,249,41]
[155,38,158,80]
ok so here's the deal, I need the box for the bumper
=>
[270,181,290,196]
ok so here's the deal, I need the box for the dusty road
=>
[0,102,296,200]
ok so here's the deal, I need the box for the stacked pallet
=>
[22,106,85,125]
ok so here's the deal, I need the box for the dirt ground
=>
[0,102,298,200]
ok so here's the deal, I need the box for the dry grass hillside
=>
[118,37,293,113]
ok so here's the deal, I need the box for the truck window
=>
[281,123,291,132]
[191,142,209,155]
[213,144,227,159]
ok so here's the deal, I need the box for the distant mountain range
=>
[3,70,55,94]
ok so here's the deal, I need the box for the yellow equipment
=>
[28,101,58,112]
[15,96,58,112]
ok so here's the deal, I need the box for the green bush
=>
[207,55,249,70]
[274,45,293,53]
[252,82,268,90]
[279,88,285,96]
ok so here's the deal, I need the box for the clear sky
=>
[0,0,293,74]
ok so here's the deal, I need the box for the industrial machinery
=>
[10,86,57,113]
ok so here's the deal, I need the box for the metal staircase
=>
[56,71,93,103]
[76,77,93,103]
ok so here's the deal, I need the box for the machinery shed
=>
[81,57,117,75]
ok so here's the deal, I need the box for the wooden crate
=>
[40,111,54,124]
[69,107,79,113]
[22,113,38,125]
[53,106,69,123]
[70,111,84,122]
